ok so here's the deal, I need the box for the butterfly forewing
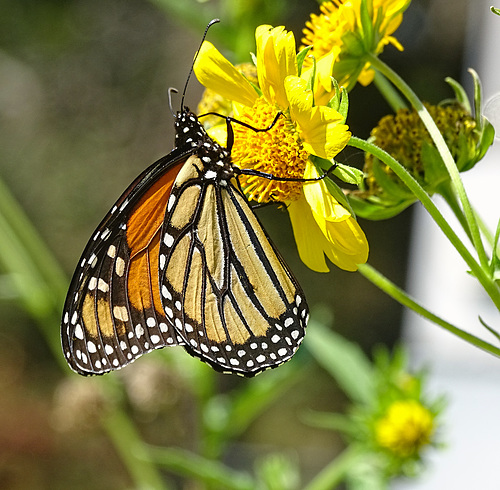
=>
[61,154,189,375]
[158,152,309,377]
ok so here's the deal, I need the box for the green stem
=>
[358,263,500,358]
[349,136,500,312]
[0,177,68,368]
[367,54,490,271]
[437,181,473,243]
[0,174,169,489]
[439,185,494,249]
[103,407,169,490]
[303,446,362,490]
[373,71,408,112]
[146,446,254,490]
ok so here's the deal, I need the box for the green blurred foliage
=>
[0,0,464,488]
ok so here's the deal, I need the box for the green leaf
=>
[302,410,358,436]
[148,446,254,490]
[310,156,357,214]
[325,177,357,217]
[297,45,313,76]
[337,83,349,122]
[472,118,496,169]
[469,68,483,125]
[444,77,471,113]
[305,308,375,404]
[326,78,349,121]
[255,453,300,490]
[490,217,500,282]
[371,158,415,200]
[359,0,374,52]
[333,163,364,186]
[421,140,449,188]
[478,316,500,344]
[327,77,341,112]
[349,194,415,220]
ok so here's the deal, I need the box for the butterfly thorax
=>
[174,109,233,182]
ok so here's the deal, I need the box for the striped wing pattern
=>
[61,108,309,377]
[61,155,188,375]
[158,154,308,376]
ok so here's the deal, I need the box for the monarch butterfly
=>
[61,23,309,377]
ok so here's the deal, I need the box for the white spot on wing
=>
[74,324,84,340]
[163,233,174,248]
[167,194,176,212]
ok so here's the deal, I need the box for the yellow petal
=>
[256,25,297,108]
[206,124,228,147]
[301,48,340,106]
[288,193,369,272]
[301,163,369,270]
[288,196,330,273]
[194,41,257,107]
[294,105,351,159]
[284,76,313,113]
[322,217,369,269]
[303,161,351,223]
[285,78,349,160]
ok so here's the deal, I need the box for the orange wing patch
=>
[126,161,185,314]
[127,162,184,254]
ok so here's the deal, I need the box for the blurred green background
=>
[0,0,469,488]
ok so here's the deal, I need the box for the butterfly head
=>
[174,108,234,182]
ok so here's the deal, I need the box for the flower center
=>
[375,400,434,458]
[231,97,309,203]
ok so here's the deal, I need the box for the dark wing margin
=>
[158,156,309,377]
[61,152,190,375]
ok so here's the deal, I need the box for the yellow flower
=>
[375,400,435,458]
[194,25,368,272]
[302,0,411,89]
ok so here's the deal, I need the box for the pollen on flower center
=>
[232,97,309,203]
[375,400,434,458]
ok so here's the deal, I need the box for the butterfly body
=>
[62,108,308,377]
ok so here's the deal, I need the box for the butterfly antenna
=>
[168,87,179,117]
[180,18,220,112]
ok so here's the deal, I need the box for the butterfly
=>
[61,24,309,378]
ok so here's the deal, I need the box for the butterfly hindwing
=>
[158,153,309,377]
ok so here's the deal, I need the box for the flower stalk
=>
[367,54,490,271]
[349,135,500,314]
[357,263,500,358]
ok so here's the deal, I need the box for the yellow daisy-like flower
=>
[302,0,411,89]
[194,25,368,272]
[375,400,435,458]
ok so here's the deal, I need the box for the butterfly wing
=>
[61,150,190,375]
[62,107,309,377]
[158,155,309,377]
